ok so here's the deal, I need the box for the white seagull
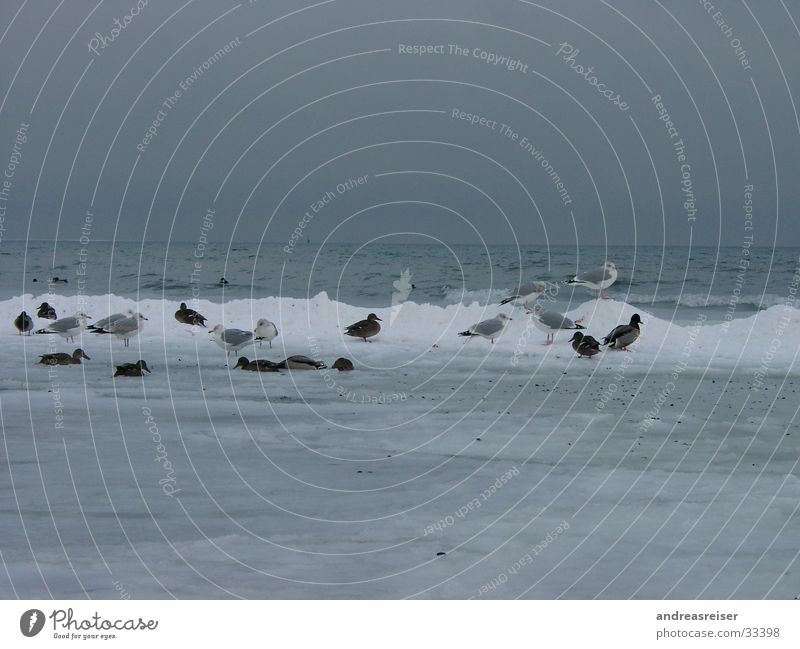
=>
[567,261,617,299]
[34,312,91,342]
[254,319,278,348]
[528,304,585,345]
[92,312,147,347]
[458,313,512,344]
[209,324,255,356]
[88,309,134,331]
[500,281,547,308]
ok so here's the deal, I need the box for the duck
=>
[49,277,68,284]
[233,356,280,372]
[499,281,547,309]
[254,319,278,348]
[174,302,207,327]
[569,332,601,358]
[219,277,229,286]
[34,312,91,342]
[458,313,512,344]
[528,304,584,345]
[332,357,354,371]
[602,313,643,350]
[208,324,255,356]
[14,311,33,335]
[566,261,618,299]
[114,360,151,377]
[38,348,91,365]
[276,355,327,370]
[344,313,382,342]
[37,302,57,320]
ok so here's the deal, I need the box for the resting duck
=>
[114,360,151,376]
[38,348,91,365]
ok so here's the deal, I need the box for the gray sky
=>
[0,0,798,247]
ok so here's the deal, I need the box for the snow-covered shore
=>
[1,293,798,598]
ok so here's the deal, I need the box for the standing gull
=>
[567,261,617,299]
[92,312,147,347]
[254,319,278,348]
[14,311,33,335]
[529,304,584,345]
[499,281,547,308]
[34,312,91,342]
[458,313,512,344]
[175,302,207,327]
[209,324,255,356]
[602,313,643,351]
[569,332,601,358]
[88,309,133,331]
[345,313,382,342]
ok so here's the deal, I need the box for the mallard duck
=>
[114,360,151,376]
[233,356,280,372]
[38,348,91,365]
[276,355,326,370]
[602,313,642,350]
[14,311,33,335]
[174,302,207,327]
[458,313,512,344]
[567,261,617,299]
[569,332,601,358]
[332,357,354,371]
[37,302,57,319]
[344,313,382,342]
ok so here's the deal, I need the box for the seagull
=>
[332,357,354,371]
[254,319,278,348]
[567,261,618,299]
[458,313,512,344]
[345,313,382,342]
[233,356,281,372]
[208,324,255,356]
[275,355,327,370]
[528,304,584,345]
[174,302,207,327]
[114,360,151,377]
[602,313,643,350]
[569,332,601,358]
[499,281,547,308]
[37,302,57,320]
[92,312,147,347]
[34,312,91,342]
[38,348,91,365]
[88,309,133,331]
[14,311,33,335]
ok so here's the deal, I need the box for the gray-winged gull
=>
[34,312,91,342]
[567,261,617,299]
[529,304,584,345]
[500,281,547,308]
[254,319,279,348]
[458,313,512,344]
[209,324,255,355]
[93,312,147,347]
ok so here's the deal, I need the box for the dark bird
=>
[602,313,643,350]
[233,356,280,372]
[50,277,68,284]
[344,313,382,342]
[38,348,91,365]
[15,311,33,335]
[332,357,354,371]
[219,277,229,285]
[174,302,207,327]
[569,332,601,358]
[37,302,57,319]
[114,360,151,377]
[275,355,327,370]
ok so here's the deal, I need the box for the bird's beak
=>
[375,316,383,321]
[143,316,149,320]
[509,317,513,321]
[84,354,91,360]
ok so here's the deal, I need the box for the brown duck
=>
[344,313,382,342]
[114,360,151,377]
[233,356,280,372]
[569,332,601,358]
[332,357,354,371]
[37,302,57,320]
[174,302,207,327]
[38,348,91,365]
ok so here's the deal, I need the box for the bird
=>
[174,302,207,327]
[499,281,547,308]
[88,309,133,330]
[254,319,278,348]
[208,324,255,356]
[219,277,229,285]
[38,348,91,365]
[14,311,33,335]
[92,312,147,347]
[233,356,280,372]
[344,313,382,342]
[528,304,584,345]
[567,261,618,299]
[458,313,512,344]
[49,277,68,284]
[332,357,354,371]
[114,360,151,377]
[602,313,643,350]
[275,355,327,370]
[37,302,57,319]
[34,312,91,342]
[569,332,601,358]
